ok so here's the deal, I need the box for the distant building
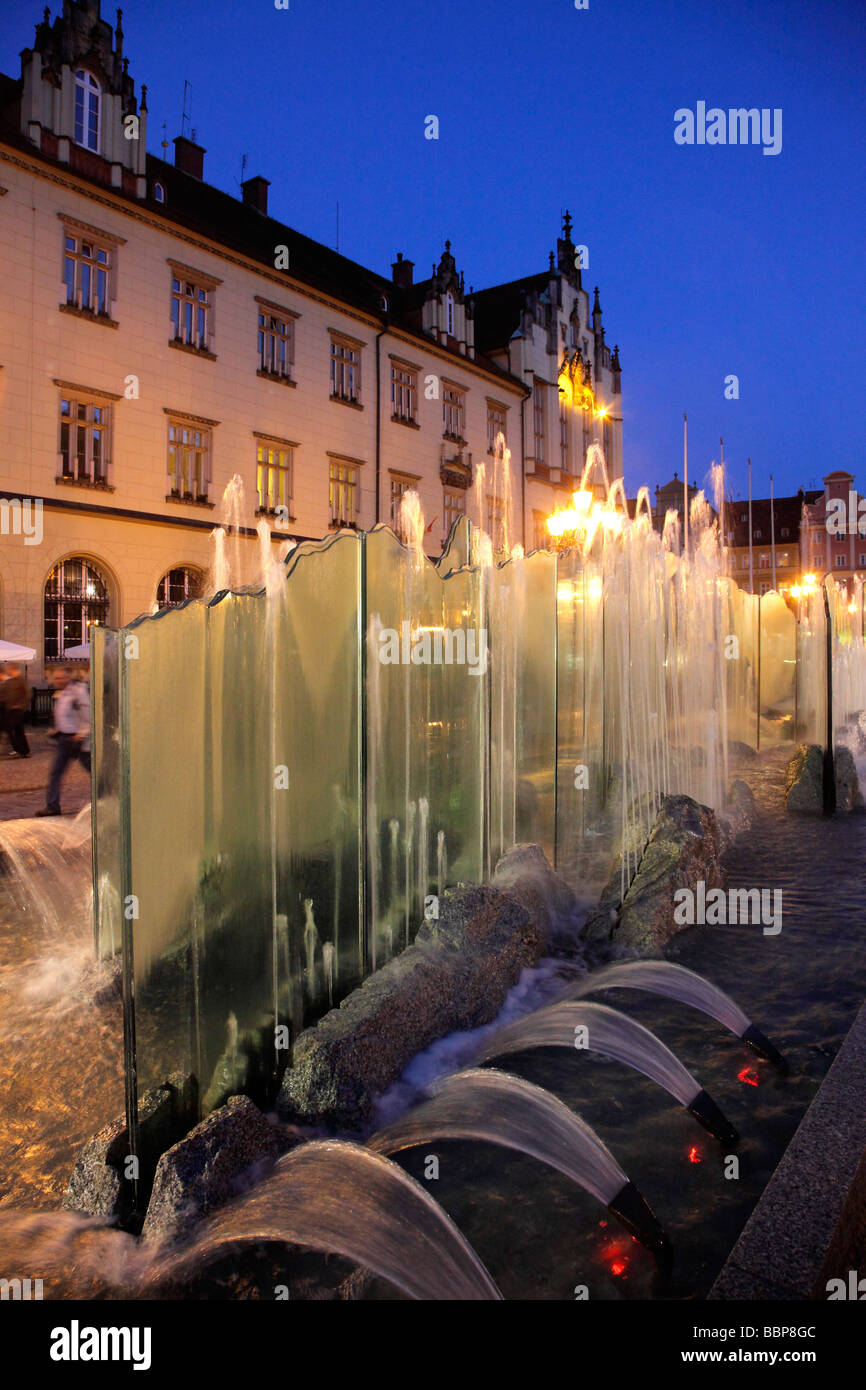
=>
[800,471,866,587]
[725,489,820,594]
[0,0,624,672]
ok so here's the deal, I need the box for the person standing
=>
[1,662,31,757]
[35,665,90,816]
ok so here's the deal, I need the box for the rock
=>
[612,795,724,955]
[718,778,757,851]
[279,883,544,1130]
[581,793,660,945]
[728,739,757,761]
[834,745,863,814]
[785,743,824,814]
[491,843,577,946]
[62,1073,198,1223]
[143,1095,279,1244]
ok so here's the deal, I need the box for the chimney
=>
[241,175,270,215]
[391,252,414,290]
[173,135,205,180]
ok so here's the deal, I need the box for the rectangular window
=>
[759,581,771,595]
[64,235,111,314]
[258,309,295,379]
[759,553,770,568]
[443,487,466,540]
[330,335,361,402]
[487,401,507,453]
[835,554,846,568]
[859,555,866,568]
[59,395,110,483]
[329,458,358,525]
[443,384,466,441]
[172,277,211,349]
[168,420,211,500]
[533,380,545,464]
[487,495,505,551]
[533,511,552,552]
[390,475,417,535]
[390,362,418,422]
[778,551,789,567]
[256,440,293,516]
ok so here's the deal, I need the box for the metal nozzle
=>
[607,1180,672,1274]
[687,1087,739,1147]
[740,1023,789,1075]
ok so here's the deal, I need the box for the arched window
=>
[153,181,166,204]
[74,70,101,152]
[44,557,110,660]
[156,566,203,609]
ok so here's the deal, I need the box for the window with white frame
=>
[533,380,546,464]
[256,438,294,516]
[257,303,295,380]
[443,487,466,539]
[74,70,100,152]
[859,554,866,568]
[487,401,507,454]
[758,553,770,568]
[329,457,358,525]
[390,361,417,422]
[778,552,789,567]
[153,181,166,204]
[753,529,762,540]
[167,419,212,500]
[156,567,202,609]
[58,393,111,484]
[443,384,465,441]
[330,334,361,402]
[835,554,846,568]
[170,267,216,351]
[759,581,771,595]
[63,233,111,315]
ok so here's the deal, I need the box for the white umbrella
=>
[62,643,90,659]
[0,639,36,661]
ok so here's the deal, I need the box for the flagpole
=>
[683,413,689,556]
[770,473,777,591]
[748,457,754,595]
[719,436,726,575]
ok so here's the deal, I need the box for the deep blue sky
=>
[3,0,864,503]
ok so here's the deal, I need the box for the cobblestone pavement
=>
[0,725,91,821]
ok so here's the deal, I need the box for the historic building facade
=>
[0,0,623,670]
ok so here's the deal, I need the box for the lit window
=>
[156,567,202,608]
[390,362,417,422]
[44,557,109,660]
[443,487,466,540]
[59,394,110,484]
[759,553,770,568]
[330,335,361,402]
[256,439,293,516]
[329,458,358,526]
[443,384,465,441]
[167,420,211,500]
[778,552,789,567]
[74,70,100,152]
[64,234,111,315]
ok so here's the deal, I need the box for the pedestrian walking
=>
[0,662,31,757]
[35,664,91,817]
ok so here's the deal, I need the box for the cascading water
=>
[474,1000,739,1145]
[369,1068,670,1262]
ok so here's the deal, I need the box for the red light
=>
[688,1145,702,1164]
[611,1261,626,1276]
[738,1067,760,1087]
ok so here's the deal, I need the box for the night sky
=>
[2,0,863,503]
